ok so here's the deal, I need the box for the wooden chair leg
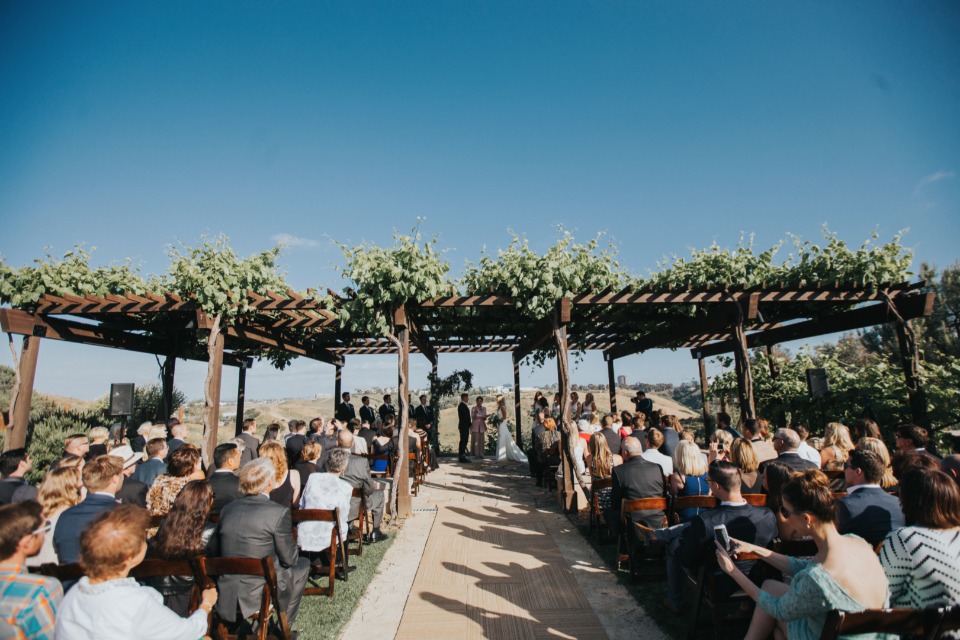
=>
[686,569,706,640]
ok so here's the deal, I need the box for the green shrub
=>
[21,409,112,483]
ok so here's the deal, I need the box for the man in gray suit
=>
[237,419,260,467]
[217,458,310,628]
[336,431,389,544]
[837,449,904,546]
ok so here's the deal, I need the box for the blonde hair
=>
[588,433,613,478]
[88,427,109,442]
[856,437,897,489]
[258,441,288,484]
[710,430,733,449]
[38,466,83,517]
[731,438,759,474]
[823,423,855,457]
[673,441,707,476]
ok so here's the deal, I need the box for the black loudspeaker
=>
[109,383,135,416]
[806,369,829,399]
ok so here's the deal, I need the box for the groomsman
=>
[457,393,471,463]
[336,392,356,423]
[378,395,397,423]
[359,396,377,425]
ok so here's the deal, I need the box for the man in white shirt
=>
[640,428,673,477]
[794,425,822,466]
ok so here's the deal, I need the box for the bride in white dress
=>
[495,395,528,464]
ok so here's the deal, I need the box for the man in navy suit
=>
[759,428,820,474]
[668,461,777,613]
[131,438,168,488]
[209,443,243,516]
[837,449,904,546]
[53,455,123,563]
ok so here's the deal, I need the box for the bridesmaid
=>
[471,396,488,459]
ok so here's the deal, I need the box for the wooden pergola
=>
[1,280,934,514]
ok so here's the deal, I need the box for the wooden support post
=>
[396,322,412,517]
[202,324,224,469]
[895,321,930,427]
[235,361,247,437]
[430,360,439,461]
[606,356,618,415]
[334,363,342,406]
[732,317,756,422]
[5,335,40,452]
[698,357,714,440]
[765,345,787,429]
[513,357,522,447]
[161,354,176,423]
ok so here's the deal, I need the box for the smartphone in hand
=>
[714,524,731,552]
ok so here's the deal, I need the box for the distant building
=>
[616,375,627,388]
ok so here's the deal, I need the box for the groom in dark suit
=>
[457,393,471,463]
[217,458,310,626]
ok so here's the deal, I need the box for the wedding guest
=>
[131,438,168,489]
[55,505,216,640]
[86,427,110,460]
[145,480,217,615]
[470,396,488,460]
[0,501,63,640]
[668,440,710,523]
[855,437,898,492]
[260,441,301,507]
[297,448,353,564]
[0,449,37,504]
[731,438,763,494]
[716,470,889,640]
[29,466,84,567]
[146,445,204,518]
[820,422,855,472]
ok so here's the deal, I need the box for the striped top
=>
[880,526,960,609]
[0,562,63,640]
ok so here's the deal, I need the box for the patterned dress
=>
[145,476,192,516]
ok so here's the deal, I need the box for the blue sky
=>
[1,1,958,402]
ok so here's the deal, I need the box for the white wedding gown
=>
[496,419,528,463]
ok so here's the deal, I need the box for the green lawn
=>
[292,537,395,640]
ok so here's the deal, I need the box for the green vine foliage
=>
[336,228,452,336]
[462,230,625,320]
[0,246,150,308]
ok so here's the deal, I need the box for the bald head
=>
[338,430,355,449]
[774,428,800,451]
[622,437,643,458]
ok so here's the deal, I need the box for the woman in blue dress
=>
[668,440,711,523]
[715,469,893,640]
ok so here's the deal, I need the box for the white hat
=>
[108,445,140,469]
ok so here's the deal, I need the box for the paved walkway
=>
[341,459,670,640]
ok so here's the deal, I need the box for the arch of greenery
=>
[0,230,931,514]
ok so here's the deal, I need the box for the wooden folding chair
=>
[408,453,422,495]
[290,507,349,598]
[148,514,165,529]
[37,562,84,583]
[818,606,947,640]
[543,444,560,492]
[128,558,200,615]
[669,496,718,525]
[617,497,668,582]
[366,453,393,478]
[685,548,761,640]
[588,476,613,541]
[346,487,366,558]
[191,555,290,640]
[741,494,767,507]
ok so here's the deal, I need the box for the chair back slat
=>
[671,496,718,510]
[819,607,945,640]
[38,562,84,582]
[128,558,194,579]
[742,494,767,507]
[292,509,337,524]
[621,497,668,512]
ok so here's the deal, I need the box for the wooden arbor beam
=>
[407,316,438,365]
[195,311,343,367]
[513,298,571,363]
[689,292,936,359]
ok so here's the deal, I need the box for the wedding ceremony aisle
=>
[340,459,671,640]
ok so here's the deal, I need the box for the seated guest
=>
[763,461,804,541]
[284,420,308,467]
[707,429,733,463]
[54,456,124,564]
[260,423,281,449]
[129,421,153,454]
[146,480,217,616]
[662,460,776,614]
[298,448,353,563]
[895,423,938,458]
[892,449,941,485]
[856,437,899,493]
[146,445,204,518]
[759,428,820,474]
[370,426,396,475]
[55,505,216,640]
[164,422,188,460]
[851,418,882,444]
[716,469,889,640]
[742,418,777,464]
[658,415,682,459]
[794,425,823,466]
[731,438,763,494]
[640,428,673,477]
[237,419,260,467]
[942,454,960,487]
[259,441,301,508]
[880,469,960,619]
[49,434,90,472]
[836,450,904,546]
[820,422,855,472]
[605,437,666,537]
[29,466,84,567]
[111,446,148,508]
[0,449,37,504]
[293,441,321,486]
[86,427,110,460]
[587,433,620,516]
[337,431,388,543]
[598,414,622,456]
[715,411,742,440]
[131,438,168,488]
[346,420,369,455]
[668,441,711,523]
[209,443,243,516]
[0,501,63,640]
[217,458,310,627]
